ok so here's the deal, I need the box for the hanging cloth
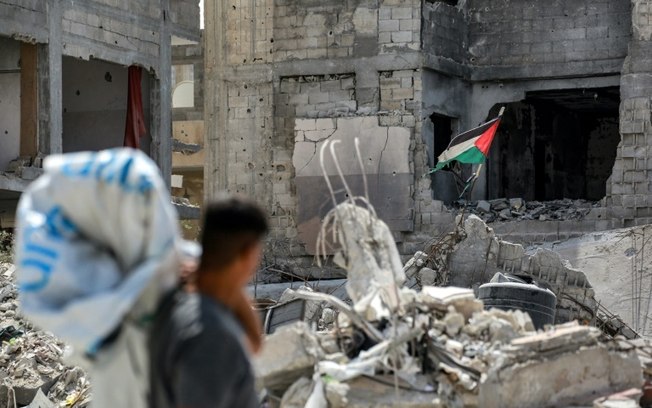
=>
[123,66,147,148]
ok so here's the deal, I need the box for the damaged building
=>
[0,0,201,225]
[204,0,650,264]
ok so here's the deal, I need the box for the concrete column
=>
[203,0,229,199]
[38,0,63,156]
[151,0,172,189]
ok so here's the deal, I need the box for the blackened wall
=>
[467,0,630,67]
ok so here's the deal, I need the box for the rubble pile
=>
[467,198,596,223]
[254,202,644,408]
[403,214,638,338]
[256,287,642,408]
[0,264,89,408]
[5,156,44,181]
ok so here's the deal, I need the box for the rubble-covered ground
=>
[253,202,651,408]
[460,198,597,223]
[0,263,89,408]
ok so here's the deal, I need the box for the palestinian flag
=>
[431,109,504,172]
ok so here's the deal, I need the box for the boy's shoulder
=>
[164,290,244,346]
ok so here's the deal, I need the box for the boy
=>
[149,197,268,408]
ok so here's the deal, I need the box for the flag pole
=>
[459,106,505,200]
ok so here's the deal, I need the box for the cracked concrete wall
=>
[292,116,413,253]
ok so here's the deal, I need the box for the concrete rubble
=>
[0,263,89,408]
[253,203,648,408]
[466,198,596,223]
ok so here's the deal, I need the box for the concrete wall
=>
[205,0,431,269]
[204,0,650,270]
[422,1,467,64]
[0,37,21,171]
[62,57,151,153]
[0,0,199,68]
[468,0,630,65]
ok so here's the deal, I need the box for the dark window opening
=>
[426,0,458,5]
[487,87,621,202]
[430,112,460,203]
[431,112,454,168]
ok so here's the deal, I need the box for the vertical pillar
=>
[204,0,229,199]
[151,0,172,189]
[38,0,63,156]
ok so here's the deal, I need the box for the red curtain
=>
[123,66,147,148]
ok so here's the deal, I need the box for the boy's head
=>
[198,197,268,286]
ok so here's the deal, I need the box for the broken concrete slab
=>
[418,286,483,320]
[480,344,642,408]
[476,200,491,213]
[445,215,600,326]
[593,388,642,408]
[248,279,349,301]
[538,224,652,336]
[325,376,442,408]
[253,322,324,392]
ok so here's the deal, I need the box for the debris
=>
[480,325,642,408]
[476,200,491,213]
[467,198,595,223]
[255,145,646,407]
[0,264,89,407]
[254,322,324,393]
[594,388,642,408]
[26,389,55,408]
[318,202,405,321]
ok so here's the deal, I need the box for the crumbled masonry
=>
[254,203,647,407]
[464,198,597,223]
[0,264,89,407]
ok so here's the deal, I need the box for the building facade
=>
[202,0,647,271]
[0,0,200,226]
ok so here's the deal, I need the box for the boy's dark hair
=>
[198,197,269,272]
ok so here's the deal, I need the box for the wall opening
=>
[431,112,455,166]
[172,64,195,108]
[62,57,151,153]
[0,37,22,171]
[487,87,620,201]
[426,0,458,5]
[430,112,461,203]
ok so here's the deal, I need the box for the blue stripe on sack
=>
[119,157,134,190]
[19,259,53,292]
[24,244,58,259]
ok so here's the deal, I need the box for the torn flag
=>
[431,111,503,172]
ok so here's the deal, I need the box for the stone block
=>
[391,7,413,20]
[391,30,412,43]
[253,322,323,392]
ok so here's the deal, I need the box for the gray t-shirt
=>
[149,290,259,408]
